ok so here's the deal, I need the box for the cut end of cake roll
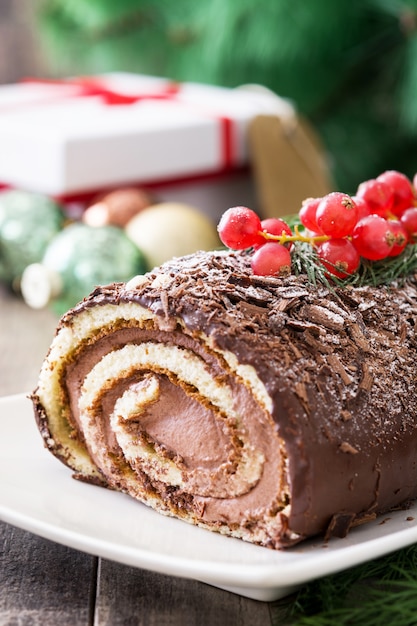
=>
[31,249,417,549]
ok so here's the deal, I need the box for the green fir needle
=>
[286,543,417,626]
[289,225,417,289]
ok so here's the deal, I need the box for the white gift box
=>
[0,74,294,218]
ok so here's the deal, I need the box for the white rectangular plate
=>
[1,393,417,601]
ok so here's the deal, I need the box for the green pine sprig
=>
[282,543,417,626]
[351,242,417,287]
[290,240,335,288]
[286,212,417,289]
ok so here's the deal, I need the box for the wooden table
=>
[0,286,293,625]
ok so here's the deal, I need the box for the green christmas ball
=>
[21,223,147,315]
[0,190,64,284]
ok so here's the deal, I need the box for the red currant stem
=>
[259,225,331,246]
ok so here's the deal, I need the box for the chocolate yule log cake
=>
[31,247,417,549]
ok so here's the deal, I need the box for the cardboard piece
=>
[248,114,333,218]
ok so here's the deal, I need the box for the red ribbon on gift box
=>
[21,76,181,105]
[17,76,235,172]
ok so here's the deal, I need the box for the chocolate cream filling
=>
[62,325,288,539]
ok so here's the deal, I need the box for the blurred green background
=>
[4,0,417,194]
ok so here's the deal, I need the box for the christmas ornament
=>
[82,187,154,228]
[125,202,220,269]
[21,223,147,315]
[0,190,64,286]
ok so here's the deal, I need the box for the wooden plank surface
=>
[0,289,289,625]
[95,560,274,626]
[0,286,57,396]
[0,522,96,625]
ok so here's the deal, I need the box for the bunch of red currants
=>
[217,170,417,278]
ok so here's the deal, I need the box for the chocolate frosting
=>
[36,249,417,544]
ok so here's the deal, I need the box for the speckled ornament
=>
[21,223,147,315]
[0,190,64,285]
[125,202,220,269]
[82,187,153,228]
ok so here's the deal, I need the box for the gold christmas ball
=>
[125,202,220,269]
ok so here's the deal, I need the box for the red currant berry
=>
[299,197,322,233]
[315,192,358,237]
[254,218,293,249]
[377,170,415,217]
[352,215,396,260]
[217,206,264,250]
[250,242,292,277]
[262,217,292,238]
[400,207,417,242]
[317,238,360,279]
[356,178,394,217]
[387,220,408,256]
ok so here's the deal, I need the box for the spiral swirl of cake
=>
[32,250,417,548]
